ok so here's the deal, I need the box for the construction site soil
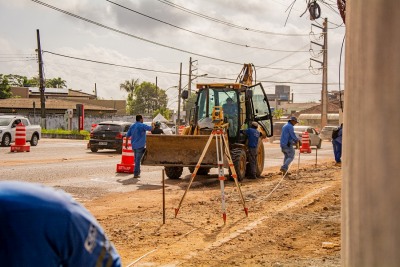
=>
[86,161,341,267]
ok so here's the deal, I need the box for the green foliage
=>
[46,77,67,88]
[42,129,90,139]
[0,74,12,99]
[273,108,284,120]
[121,79,168,116]
[184,93,197,121]
[4,74,30,87]
[153,108,171,120]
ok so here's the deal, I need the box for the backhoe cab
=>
[142,64,273,180]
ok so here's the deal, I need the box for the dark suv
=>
[88,121,131,153]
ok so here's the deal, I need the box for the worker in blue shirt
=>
[280,116,299,175]
[126,114,153,178]
[243,121,261,179]
[0,181,121,267]
[332,123,343,166]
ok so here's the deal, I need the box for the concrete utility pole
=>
[321,18,328,129]
[188,57,192,96]
[176,62,182,135]
[36,29,46,129]
[343,1,400,266]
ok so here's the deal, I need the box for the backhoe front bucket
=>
[142,135,218,167]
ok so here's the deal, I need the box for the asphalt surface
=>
[0,138,334,201]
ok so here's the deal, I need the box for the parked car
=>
[0,115,41,147]
[88,121,132,153]
[144,122,173,135]
[268,121,287,143]
[319,125,338,141]
[293,125,322,148]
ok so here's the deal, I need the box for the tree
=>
[184,93,197,123]
[273,108,284,120]
[133,82,167,115]
[46,77,66,88]
[4,74,29,87]
[0,74,12,99]
[120,78,140,114]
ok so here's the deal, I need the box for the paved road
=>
[0,138,334,200]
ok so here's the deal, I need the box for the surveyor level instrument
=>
[174,125,248,224]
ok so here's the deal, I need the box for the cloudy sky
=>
[0,0,345,109]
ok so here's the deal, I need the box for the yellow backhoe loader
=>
[142,64,273,180]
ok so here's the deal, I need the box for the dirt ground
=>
[86,161,341,267]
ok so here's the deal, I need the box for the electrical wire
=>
[157,0,308,36]
[31,0,243,66]
[106,0,308,53]
[42,50,186,76]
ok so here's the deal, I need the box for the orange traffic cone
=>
[116,137,135,173]
[300,131,311,153]
[10,123,30,152]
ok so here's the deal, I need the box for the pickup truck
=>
[0,115,42,147]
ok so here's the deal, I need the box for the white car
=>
[144,122,173,135]
[0,115,42,146]
[294,125,322,149]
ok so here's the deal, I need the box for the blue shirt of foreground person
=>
[126,114,153,178]
[0,181,121,267]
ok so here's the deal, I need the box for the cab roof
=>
[196,83,248,90]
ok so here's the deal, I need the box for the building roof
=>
[0,98,115,112]
[298,113,339,120]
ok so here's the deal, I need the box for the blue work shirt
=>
[280,121,299,148]
[335,126,343,144]
[245,127,260,148]
[126,121,153,149]
[0,181,121,267]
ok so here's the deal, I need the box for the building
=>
[6,87,127,116]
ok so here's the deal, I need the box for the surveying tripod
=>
[174,126,248,224]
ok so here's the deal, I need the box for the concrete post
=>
[343,1,400,266]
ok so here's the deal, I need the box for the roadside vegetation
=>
[42,129,90,140]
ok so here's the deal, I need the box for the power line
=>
[157,0,309,37]
[106,0,308,53]
[43,50,185,76]
[42,50,341,85]
[32,0,314,70]
[31,0,242,66]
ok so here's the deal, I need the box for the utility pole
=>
[321,17,328,129]
[36,29,46,129]
[176,63,182,135]
[94,83,97,99]
[188,57,192,96]
[309,18,328,129]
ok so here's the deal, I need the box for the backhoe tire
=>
[188,166,211,175]
[165,167,183,179]
[256,142,265,177]
[230,148,247,181]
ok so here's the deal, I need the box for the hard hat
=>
[155,121,161,127]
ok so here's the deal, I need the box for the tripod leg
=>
[175,132,215,217]
[216,132,227,223]
[221,133,248,217]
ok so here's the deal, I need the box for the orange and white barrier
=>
[178,125,185,135]
[116,137,135,173]
[300,131,311,153]
[10,123,30,152]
